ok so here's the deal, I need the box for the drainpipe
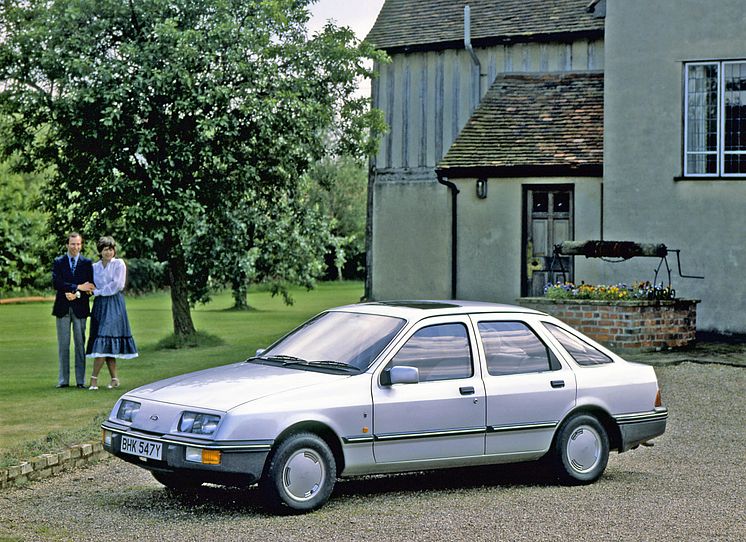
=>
[586,0,602,13]
[437,172,459,299]
[464,5,484,99]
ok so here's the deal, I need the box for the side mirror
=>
[255,348,265,357]
[382,365,419,386]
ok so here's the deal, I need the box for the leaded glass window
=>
[685,63,718,175]
[685,60,746,177]
[723,62,746,174]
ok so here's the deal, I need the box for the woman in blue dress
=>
[86,236,138,389]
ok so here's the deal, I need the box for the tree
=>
[187,178,331,310]
[0,158,54,293]
[307,156,368,280]
[0,0,385,338]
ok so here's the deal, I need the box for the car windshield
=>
[258,311,406,372]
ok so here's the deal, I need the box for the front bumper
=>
[102,421,272,486]
[614,408,668,452]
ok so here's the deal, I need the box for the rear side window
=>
[387,323,473,382]
[544,322,613,366]
[478,321,556,376]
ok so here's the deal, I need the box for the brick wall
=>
[519,298,699,352]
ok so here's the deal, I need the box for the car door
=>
[471,315,577,456]
[372,316,486,463]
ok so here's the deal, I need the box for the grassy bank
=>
[0,281,363,466]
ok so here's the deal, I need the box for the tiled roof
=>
[366,0,604,51]
[438,72,603,174]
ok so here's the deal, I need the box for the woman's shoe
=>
[108,378,120,389]
[88,377,98,390]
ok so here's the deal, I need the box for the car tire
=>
[552,414,609,484]
[261,432,337,513]
[151,470,202,491]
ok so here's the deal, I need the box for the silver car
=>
[102,301,667,512]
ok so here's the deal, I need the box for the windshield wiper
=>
[246,354,305,364]
[247,354,357,372]
[267,354,308,364]
[302,360,358,371]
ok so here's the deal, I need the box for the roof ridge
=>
[366,0,604,51]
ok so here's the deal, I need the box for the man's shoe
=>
[76,384,86,389]
[56,383,69,388]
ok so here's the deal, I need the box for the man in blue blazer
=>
[52,232,95,388]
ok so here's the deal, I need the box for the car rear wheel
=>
[553,414,609,484]
[261,432,336,513]
[151,470,203,491]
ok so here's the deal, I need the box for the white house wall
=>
[453,177,603,303]
[598,0,746,333]
[371,179,451,299]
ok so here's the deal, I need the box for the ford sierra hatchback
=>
[102,301,667,512]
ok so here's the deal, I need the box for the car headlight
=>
[178,412,221,436]
[116,400,141,423]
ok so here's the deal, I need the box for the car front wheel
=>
[261,432,337,513]
[552,414,609,484]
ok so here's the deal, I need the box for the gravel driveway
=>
[1,362,744,542]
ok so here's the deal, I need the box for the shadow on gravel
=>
[333,461,556,499]
[108,462,557,517]
[107,485,266,515]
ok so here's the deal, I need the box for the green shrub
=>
[125,258,167,295]
[0,161,54,294]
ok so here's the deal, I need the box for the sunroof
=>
[372,301,461,310]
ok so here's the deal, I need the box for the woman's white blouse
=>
[93,258,126,297]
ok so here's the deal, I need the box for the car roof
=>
[330,300,544,320]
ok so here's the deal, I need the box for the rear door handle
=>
[551,380,565,389]
[459,386,475,395]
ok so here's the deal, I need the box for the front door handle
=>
[551,380,565,389]
[459,386,475,395]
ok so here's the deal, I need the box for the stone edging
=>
[0,441,108,490]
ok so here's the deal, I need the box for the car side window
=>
[543,322,613,366]
[478,321,555,376]
[386,323,473,382]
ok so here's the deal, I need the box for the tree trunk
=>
[231,267,250,310]
[232,280,250,310]
[167,251,196,338]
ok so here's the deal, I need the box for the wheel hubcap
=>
[282,448,325,501]
[566,425,602,473]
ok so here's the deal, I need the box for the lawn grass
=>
[0,281,363,466]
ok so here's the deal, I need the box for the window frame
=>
[382,321,475,383]
[476,320,560,377]
[542,321,613,367]
[684,59,746,178]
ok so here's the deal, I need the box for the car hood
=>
[126,361,349,412]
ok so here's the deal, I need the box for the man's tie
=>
[70,257,76,275]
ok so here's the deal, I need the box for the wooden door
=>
[523,187,574,296]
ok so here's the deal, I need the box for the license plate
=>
[120,435,163,460]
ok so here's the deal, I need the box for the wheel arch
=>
[269,421,345,475]
[558,405,622,452]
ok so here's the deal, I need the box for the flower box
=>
[518,297,700,353]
